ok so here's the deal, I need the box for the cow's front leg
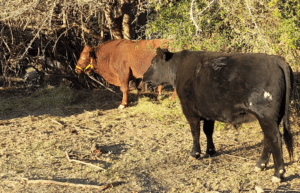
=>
[203,120,216,156]
[186,116,201,159]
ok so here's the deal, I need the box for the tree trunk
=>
[121,0,131,40]
[104,3,122,39]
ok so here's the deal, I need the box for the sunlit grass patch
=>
[0,86,76,117]
[133,94,186,125]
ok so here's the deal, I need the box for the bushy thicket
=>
[1,0,299,89]
[0,0,149,87]
[145,0,300,68]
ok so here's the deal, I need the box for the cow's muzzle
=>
[75,59,94,73]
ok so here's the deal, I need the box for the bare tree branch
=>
[190,0,218,35]
[190,0,201,34]
[245,0,269,52]
[197,0,218,17]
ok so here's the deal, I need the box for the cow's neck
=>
[165,53,180,87]
[92,47,100,72]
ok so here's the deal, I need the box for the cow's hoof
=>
[272,176,282,183]
[203,153,216,158]
[191,152,201,159]
[206,149,216,156]
[255,163,266,172]
[118,105,126,109]
[255,166,262,172]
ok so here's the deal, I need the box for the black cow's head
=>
[143,48,173,86]
[75,45,96,74]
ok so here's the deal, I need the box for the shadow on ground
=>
[0,85,174,121]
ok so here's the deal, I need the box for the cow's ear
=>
[156,48,165,59]
[89,51,97,59]
[83,45,92,52]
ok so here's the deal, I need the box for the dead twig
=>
[4,179,125,191]
[51,119,64,126]
[65,151,105,170]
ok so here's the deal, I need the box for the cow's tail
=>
[277,57,294,160]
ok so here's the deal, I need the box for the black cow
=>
[143,48,294,182]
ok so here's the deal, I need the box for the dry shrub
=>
[0,0,152,88]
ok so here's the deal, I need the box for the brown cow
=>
[75,39,175,109]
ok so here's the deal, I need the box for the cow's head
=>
[75,45,96,74]
[143,48,173,86]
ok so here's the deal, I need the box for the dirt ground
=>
[0,86,300,193]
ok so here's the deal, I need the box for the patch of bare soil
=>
[0,87,300,192]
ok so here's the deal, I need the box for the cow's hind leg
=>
[257,119,285,182]
[203,120,216,156]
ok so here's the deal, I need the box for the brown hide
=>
[76,39,170,108]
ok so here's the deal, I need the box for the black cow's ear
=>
[156,48,164,59]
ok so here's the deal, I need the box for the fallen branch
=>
[65,151,105,170]
[51,119,64,126]
[87,74,122,98]
[0,76,24,82]
[4,179,125,191]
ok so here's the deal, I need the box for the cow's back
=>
[95,39,169,86]
[118,39,169,78]
[175,51,286,124]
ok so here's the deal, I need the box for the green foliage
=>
[145,0,300,68]
[269,0,300,51]
[146,0,196,50]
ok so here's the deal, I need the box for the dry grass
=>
[0,86,300,192]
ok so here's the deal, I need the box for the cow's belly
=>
[193,90,258,125]
[194,103,257,124]
[217,111,257,125]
